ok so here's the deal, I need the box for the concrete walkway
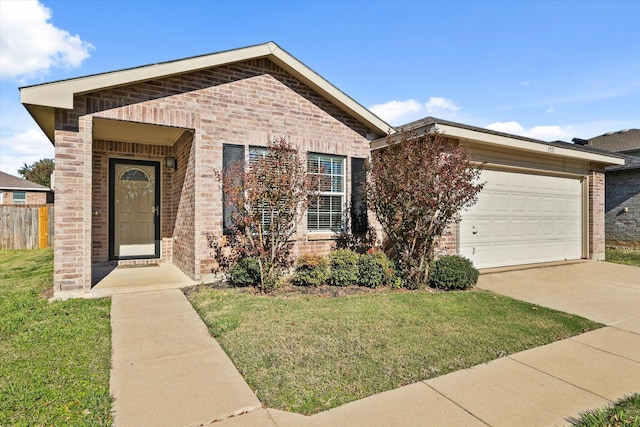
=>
[110,262,640,426]
[110,290,260,427]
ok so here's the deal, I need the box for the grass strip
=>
[569,393,640,426]
[0,249,113,426]
[606,247,640,267]
[188,286,601,414]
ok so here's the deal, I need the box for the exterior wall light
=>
[165,157,177,170]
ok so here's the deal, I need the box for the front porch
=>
[88,117,198,296]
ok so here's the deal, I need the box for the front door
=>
[109,159,160,260]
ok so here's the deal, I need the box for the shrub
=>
[292,254,330,287]
[229,257,261,287]
[357,251,395,288]
[428,255,479,290]
[329,249,360,287]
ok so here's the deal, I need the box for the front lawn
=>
[0,249,113,426]
[187,286,601,414]
[606,247,640,267]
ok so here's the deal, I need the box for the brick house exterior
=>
[21,43,389,297]
[0,171,53,205]
[602,155,640,247]
[20,43,623,298]
[585,130,640,248]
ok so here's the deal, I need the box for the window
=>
[307,154,345,232]
[249,146,276,231]
[13,191,26,205]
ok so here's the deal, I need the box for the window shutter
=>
[222,144,245,233]
[351,157,367,233]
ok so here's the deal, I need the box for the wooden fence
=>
[0,205,54,250]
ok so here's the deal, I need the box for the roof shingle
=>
[0,171,52,191]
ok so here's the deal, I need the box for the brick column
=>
[53,117,93,296]
[588,169,605,261]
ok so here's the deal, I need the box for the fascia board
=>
[370,122,625,167]
[436,124,625,166]
[20,44,274,109]
[20,42,391,137]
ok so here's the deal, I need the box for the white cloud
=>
[369,99,422,124]
[546,108,554,113]
[0,0,93,80]
[0,128,54,175]
[425,97,460,113]
[369,96,463,126]
[485,121,573,141]
[520,80,530,86]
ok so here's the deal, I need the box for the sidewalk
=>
[110,270,640,426]
[110,289,260,427]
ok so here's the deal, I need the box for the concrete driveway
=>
[477,261,640,332]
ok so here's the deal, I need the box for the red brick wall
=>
[53,58,373,291]
[589,169,606,260]
[53,124,92,294]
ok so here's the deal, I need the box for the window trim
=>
[13,191,26,205]
[307,153,346,233]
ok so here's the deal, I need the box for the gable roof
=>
[371,116,624,167]
[20,42,392,142]
[0,171,52,191]
[587,129,640,153]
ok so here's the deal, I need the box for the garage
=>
[459,169,583,269]
[371,117,624,269]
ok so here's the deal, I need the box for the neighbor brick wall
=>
[53,57,373,291]
[588,169,606,260]
[0,191,49,205]
[605,169,640,248]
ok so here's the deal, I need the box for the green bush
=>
[357,251,395,288]
[292,254,330,287]
[229,257,261,287]
[428,255,479,290]
[329,249,360,287]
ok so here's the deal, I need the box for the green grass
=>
[570,394,640,426]
[0,249,113,426]
[187,286,601,414]
[606,247,640,267]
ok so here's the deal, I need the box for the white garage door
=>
[460,169,583,269]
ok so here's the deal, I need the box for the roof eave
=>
[371,120,625,167]
[20,42,391,141]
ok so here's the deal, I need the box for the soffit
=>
[93,118,189,146]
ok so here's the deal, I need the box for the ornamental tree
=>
[215,138,320,291]
[18,158,55,187]
[366,128,484,287]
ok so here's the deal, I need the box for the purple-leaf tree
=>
[216,138,320,291]
[366,128,484,287]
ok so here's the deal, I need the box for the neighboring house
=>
[587,129,640,157]
[602,154,640,248]
[20,42,623,298]
[0,171,53,205]
[375,117,623,269]
[577,129,640,247]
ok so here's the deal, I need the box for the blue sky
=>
[1,0,639,176]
